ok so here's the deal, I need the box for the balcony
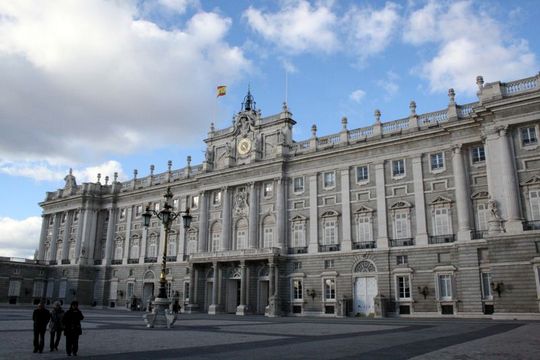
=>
[61,259,71,265]
[127,258,139,264]
[191,248,280,261]
[166,256,177,262]
[288,247,308,254]
[428,234,456,244]
[144,257,158,263]
[48,260,57,265]
[319,244,341,252]
[352,241,376,250]
[182,254,190,261]
[523,220,540,231]
[390,238,415,247]
[111,259,123,265]
[94,259,102,265]
[471,230,488,240]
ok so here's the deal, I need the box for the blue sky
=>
[0,0,539,257]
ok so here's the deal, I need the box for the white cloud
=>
[403,0,537,94]
[0,1,249,165]
[0,160,125,183]
[349,89,366,103]
[157,0,197,14]
[0,216,42,259]
[243,0,338,54]
[376,71,400,99]
[344,2,401,58]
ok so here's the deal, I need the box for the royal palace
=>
[2,73,540,319]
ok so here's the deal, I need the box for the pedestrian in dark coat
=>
[32,303,51,353]
[49,301,64,351]
[62,301,84,356]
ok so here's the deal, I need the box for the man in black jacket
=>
[62,301,84,356]
[32,303,51,353]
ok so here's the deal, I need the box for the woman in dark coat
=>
[49,301,64,351]
[62,301,84,356]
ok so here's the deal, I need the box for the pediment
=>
[291,215,307,222]
[321,210,340,217]
[390,201,412,210]
[430,196,453,206]
[354,205,374,214]
[522,175,540,186]
[471,191,489,200]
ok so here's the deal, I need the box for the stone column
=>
[185,265,199,313]
[276,177,286,250]
[103,208,116,265]
[485,127,522,232]
[452,145,472,241]
[308,175,319,253]
[37,215,49,261]
[266,260,277,317]
[236,261,248,315]
[198,192,209,252]
[268,261,275,298]
[48,213,61,262]
[123,207,133,264]
[139,226,148,263]
[61,211,73,263]
[340,169,352,251]
[375,163,388,248]
[74,209,86,264]
[208,261,220,314]
[248,183,258,249]
[221,187,231,251]
[412,156,428,245]
[178,198,187,261]
[86,210,98,264]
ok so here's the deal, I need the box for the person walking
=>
[49,301,64,351]
[62,301,84,356]
[32,303,51,353]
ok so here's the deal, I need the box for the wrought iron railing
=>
[389,238,415,247]
[127,258,139,264]
[166,256,177,262]
[111,259,123,265]
[428,234,456,244]
[352,241,376,249]
[471,230,488,240]
[144,257,158,263]
[287,247,308,254]
[94,259,102,265]
[523,220,540,230]
[61,259,71,265]
[318,244,341,252]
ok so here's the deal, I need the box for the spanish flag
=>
[217,85,227,97]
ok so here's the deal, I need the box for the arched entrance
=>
[257,266,269,314]
[225,267,241,313]
[142,271,155,310]
[352,260,378,316]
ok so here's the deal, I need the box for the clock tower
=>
[202,88,295,171]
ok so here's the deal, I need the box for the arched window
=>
[56,241,63,260]
[262,215,275,248]
[235,218,248,250]
[114,238,123,259]
[187,229,198,255]
[167,231,177,256]
[147,233,158,258]
[291,216,307,248]
[210,222,222,252]
[130,235,140,259]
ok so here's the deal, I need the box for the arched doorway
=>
[257,265,269,314]
[142,270,155,310]
[225,267,241,313]
[352,260,378,316]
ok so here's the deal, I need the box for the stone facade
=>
[2,74,540,319]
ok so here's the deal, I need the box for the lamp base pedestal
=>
[143,297,176,328]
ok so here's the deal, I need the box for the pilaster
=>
[452,145,472,241]
[412,156,428,245]
[103,208,116,265]
[123,207,133,265]
[198,192,209,252]
[375,163,388,248]
[340,169,352,251]
[276,177,286,250]
[247,184,258,249]
[308,175,319,253]
[37,215,49,261]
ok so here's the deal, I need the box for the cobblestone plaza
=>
[0,306,539,359]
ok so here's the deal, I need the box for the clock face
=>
[237,138,252,155]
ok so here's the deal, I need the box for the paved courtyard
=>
[0,306,538,359]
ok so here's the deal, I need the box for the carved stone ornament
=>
[233,187,249,216]
[354,260,376,273]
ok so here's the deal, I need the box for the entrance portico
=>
[186,248,280,316]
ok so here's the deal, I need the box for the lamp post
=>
[142,186,191,328]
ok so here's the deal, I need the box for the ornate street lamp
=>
[142,186,191,328]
